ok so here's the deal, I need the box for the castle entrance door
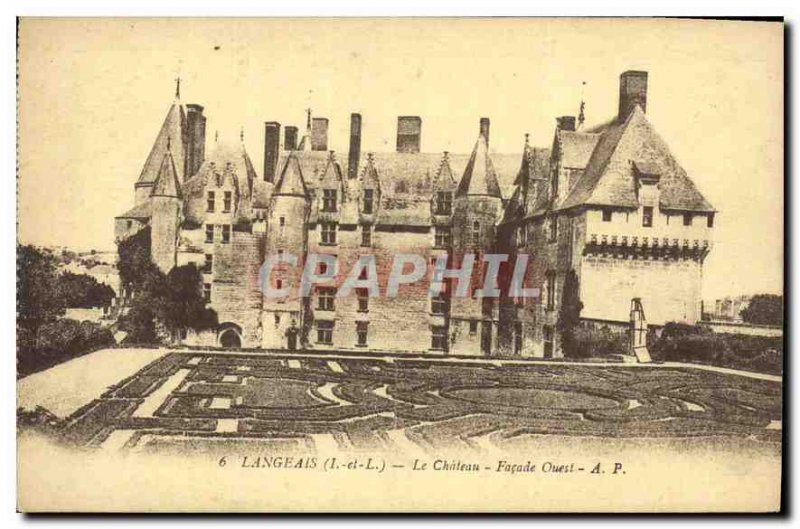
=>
[219,329,242,348]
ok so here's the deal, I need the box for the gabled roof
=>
[137,101,186,185]
[432,152,457,190]
[151,150,182,198]
[557,106,714,213]
[318,152,346,193]
[274,152,309,197]
[456,135,502,198]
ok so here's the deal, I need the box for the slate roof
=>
[274,152,310,197]
[456,135,503,198]
[557,106,714,212]
[115,201,152,220]
[151,151,182,198]
[558,130,601,169]
[137,101,186,185]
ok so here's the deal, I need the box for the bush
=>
[18,319,115,377]
[650,323,782,375]
[568,325,627,359]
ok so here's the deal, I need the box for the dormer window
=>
[223,191,232,213]
[322,189,337,212]
[435,191,452,215]
[363,189,374,214]
[642,206,654,228]
[207,191,215,212]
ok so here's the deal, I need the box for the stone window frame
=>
[642,206,654,228]
[203,283,211,303]
[223,191,233,213]
[317,286,337,311]
[602,208,612,222]
[435,191,453,216]
[430,325,447,351]
[362,189,374,214]
[431,293,448,315]
[206,191,215,213]
[322,189,338,213]
[205,224,214,243]
[316,320,334,345]
[434,226,451,248]
[320,222,338,245]
[683,213,693,226]
[221,224,231,244]
[361,224,372,247]
[203,253,213,274]
[356,288,369,312]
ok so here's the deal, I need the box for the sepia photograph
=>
[15,17,784,513]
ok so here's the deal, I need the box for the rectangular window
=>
[203,254,213,274]
[435,191,452,215]
[126,220,132,229]
[707,214,714,228]
[207,191,215,212]
[221,224,231,244]
[203,283,211,303]
[543,325,554,358]
[472,221,481,247]
[361,225,372,247]
[546,272,556,310]
[642,206,653,228]
[316,320,334,345]
[357,288,369,312]
[434,226,452,248]
[602,209,612,222]
[322,189,337,212]
[431,326,447,351]
[279,216,285,236]
[431,294,448,315]
[469,320,478,335]
[317,287,336,311]
[363,189,374,214]
[683,213,692,226]
[223,191,232,213]
[205,224,214,243]
[356,322,369,346]
[548,216,558,242]
[321,222,337,245]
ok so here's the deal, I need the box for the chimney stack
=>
[284,126,298,151]
[263,122,280,183]
[311,117,329,151]
[185,104,206,180]
[479,117,490,144]
[556,116,576,132]
[396,116,422,153]
[348,113,362,179]
[618,70,648,122]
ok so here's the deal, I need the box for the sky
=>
[17,18,783,300]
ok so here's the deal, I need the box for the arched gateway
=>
[218,323,243,349]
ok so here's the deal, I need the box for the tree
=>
[59,272,115,308]
[160,264,218,343]
[17,245,65,335]
[740,294,783,326]
[117,231,216,344]
[556,269,584,358]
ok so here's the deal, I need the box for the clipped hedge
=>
[650,323,782,375]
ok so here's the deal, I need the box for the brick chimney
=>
[556,116,576,132]
[618,70,648,122]
[284,126,298,151]
[396,116,421,153]
[311,117,329,151]
[348,113,362,179]
[479,117,490,144]
[263,121,280,183]
[185,104,206,180]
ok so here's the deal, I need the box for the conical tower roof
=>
[151,149,182,198]
[456,135,502,198]
[137,100,186,185]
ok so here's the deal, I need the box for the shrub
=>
[650,322,782,375]
[18,318,115,377]
[569,325,627,359]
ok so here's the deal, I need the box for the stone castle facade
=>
[115,71,714,357]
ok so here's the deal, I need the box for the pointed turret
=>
[151,150,182,198]
[456,134,502,198]
[274,152,309,198]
